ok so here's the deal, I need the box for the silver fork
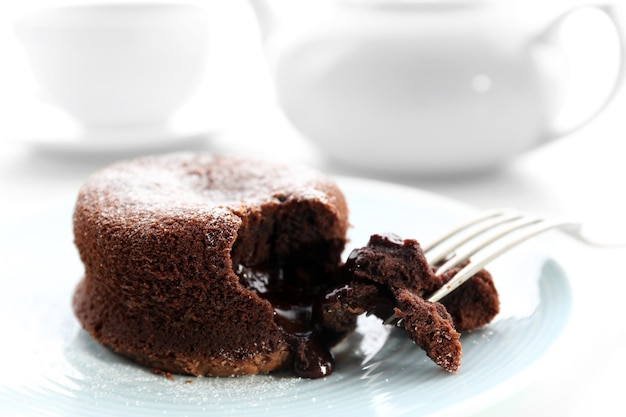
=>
[421,208,622,303]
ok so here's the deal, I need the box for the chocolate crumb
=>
[151,368,174,380]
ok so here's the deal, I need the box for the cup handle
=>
[540,4,625,141]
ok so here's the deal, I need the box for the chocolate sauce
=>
[236,263,340,378]
[291,333,334,379]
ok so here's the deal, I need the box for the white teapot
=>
[249,0,624,175]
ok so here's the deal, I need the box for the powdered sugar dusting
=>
[77,152,340,224]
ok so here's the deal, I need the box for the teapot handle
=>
[541,4,625,141]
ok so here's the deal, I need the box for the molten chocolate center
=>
[236,263,338,378]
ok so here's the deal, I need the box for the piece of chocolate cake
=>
[72,153,350,378]
[323,233,499,372]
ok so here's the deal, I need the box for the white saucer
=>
[16,123,216,157]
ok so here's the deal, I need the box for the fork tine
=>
[427,218,576,303]
[421,208,511,253]
[434,215,543,276]
[426,210,524,266]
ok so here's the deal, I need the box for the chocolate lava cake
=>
[72,153,500,379]
[72,153,350,378]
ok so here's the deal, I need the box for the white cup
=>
[14,2,209,136]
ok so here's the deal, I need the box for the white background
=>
[1,1,626,416]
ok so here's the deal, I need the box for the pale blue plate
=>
[0,177,572,417]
